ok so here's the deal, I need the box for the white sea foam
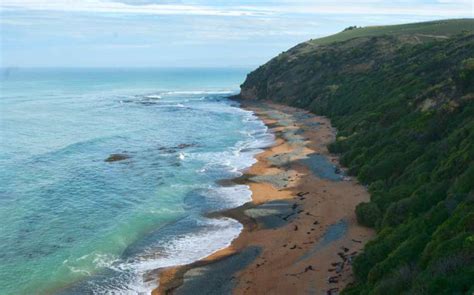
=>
[93,217,243,294]
[131,217,242,271]
[144,94,162,99]
[205,184,253,209]
[190,107,273,176]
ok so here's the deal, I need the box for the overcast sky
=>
[0,0,472,67]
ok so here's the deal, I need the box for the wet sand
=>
[152,100,374,295]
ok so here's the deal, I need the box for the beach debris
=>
[296,192,310,197]
[327,287,339,295]
[105,153,130,162]
[286,265,315,277]
[294,225,299,231]
[290,245,297,249]
[351,239,362,243]
[337,252,347,261]
[336,262,345,274]
[328,276,339,284]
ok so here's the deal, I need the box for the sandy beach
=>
[153,100,374,295]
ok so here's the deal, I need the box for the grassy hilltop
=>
[240,19,474,294]
[300,18,473,47]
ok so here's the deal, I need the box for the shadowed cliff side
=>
[240,19,474,294]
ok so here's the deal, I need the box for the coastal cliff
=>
[240,19,474,294]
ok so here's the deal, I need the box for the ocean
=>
[0,68,273,294]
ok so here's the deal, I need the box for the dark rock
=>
[105,153,130,162]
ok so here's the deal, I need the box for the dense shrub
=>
[356,202,382,228]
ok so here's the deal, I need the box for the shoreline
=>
[153,100,374,295]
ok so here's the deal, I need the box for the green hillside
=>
[310,19,473,44]
[277,19,474,58]
[240,19,474,294]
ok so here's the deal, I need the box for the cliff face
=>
[241,20,474,294]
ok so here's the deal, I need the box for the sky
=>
[0,0,472,67]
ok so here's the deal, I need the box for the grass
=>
[282,19,474,57]
[308,19,474,45]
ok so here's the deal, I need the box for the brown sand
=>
[153,101,374,295]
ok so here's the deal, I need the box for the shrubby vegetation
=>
[356,202,381,228]
[343,26,359,32]
[241,20,474,294]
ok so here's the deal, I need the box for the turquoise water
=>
[0,68,272,294]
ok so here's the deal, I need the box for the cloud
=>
[1,0,471,67]
[275,3,472,17]
[94,43,152,49]
[0,0,272,16]
[1,0,471,17]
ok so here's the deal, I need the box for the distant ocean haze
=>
[0,68,273,294]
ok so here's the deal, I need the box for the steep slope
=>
[240,19,474,294]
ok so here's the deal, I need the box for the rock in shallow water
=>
[104,153,130,162]
[175,246,262,295]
